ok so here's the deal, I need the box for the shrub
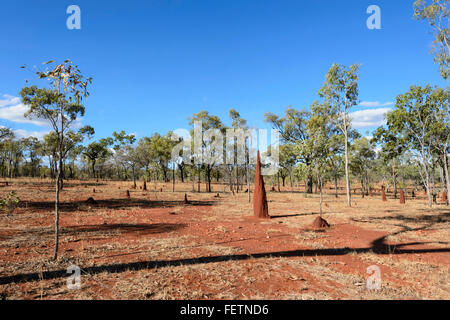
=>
[0,191,20,216]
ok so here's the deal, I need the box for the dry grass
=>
[0,178,448,300]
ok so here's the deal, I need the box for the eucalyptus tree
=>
[0,127,13,141]
[83,138,112,179]
[0,129,14,177]
[228,108,252,197]
[264,108,312,192]
[42,132,58,178]
[318,63,360,207]
[373,125,407,198]
[306,101,337,215]
[350,137,377,197]
[386,85,441,207]
[189,111,225,193]
[414,0,450,79]
[110,131,137,185]
[19,60,92,259]
[429,87,450,202]
[22,137,42,177]
[278,144,298,188]
[147,132,177,183]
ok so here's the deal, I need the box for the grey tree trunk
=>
[344,130,351,207]
[444,153,450,205]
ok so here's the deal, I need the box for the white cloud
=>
[0,94,84,129]
[350,107,392,129]
[359,101,393,108]
[0,94,20,107]
[0,94,50,127]
[13,129,50,140]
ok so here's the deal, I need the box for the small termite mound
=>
[311,216,330,229]
[86,197,98,205]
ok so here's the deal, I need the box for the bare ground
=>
[0,178,448,300]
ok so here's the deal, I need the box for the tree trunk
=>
[392,160,397,199]
[172,165,175,192]
[197,166,201,193]
[334,173,338,198]
[444,153,450,206]
[344,130,351,207]
[246,157,250,202]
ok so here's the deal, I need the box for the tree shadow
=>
[22,198,216,213]
[351,212,450,225]
[1,223,448,286]
[0,223,186,242]
[64,223,186,236]
[270,213,318,219]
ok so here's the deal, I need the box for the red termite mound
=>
[253,151,270,219]
[126,190,130,199]
[442,191,447,203]
[312,216,330,229]
[400,189,405,204]
[382,186,387,202]
[184,193,189,204]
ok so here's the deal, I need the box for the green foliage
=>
[0,191,20,216]
[414,0,450,79]
[318,63,360,132]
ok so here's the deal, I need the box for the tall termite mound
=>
[382,186,387,202]
[253,151,270,219]
[400,189,406,204]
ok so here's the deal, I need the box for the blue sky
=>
[0,0,447,141]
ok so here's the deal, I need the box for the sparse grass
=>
[0,178,448,300]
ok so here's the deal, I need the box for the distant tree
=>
[373,124,407,198]
[264,108,313,193]
[414,0,450,79]
[189,111,225,193]
[0,128,13,141]
[22,137,42,177]
[428,87,450,203]
[318,63,360,207]
[306,101,337,215]
[386,85,443,207]
[228,108,251,198]
[350,137,377,198]
[83,139,112,179]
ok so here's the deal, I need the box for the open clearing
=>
[0,179,449,300]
